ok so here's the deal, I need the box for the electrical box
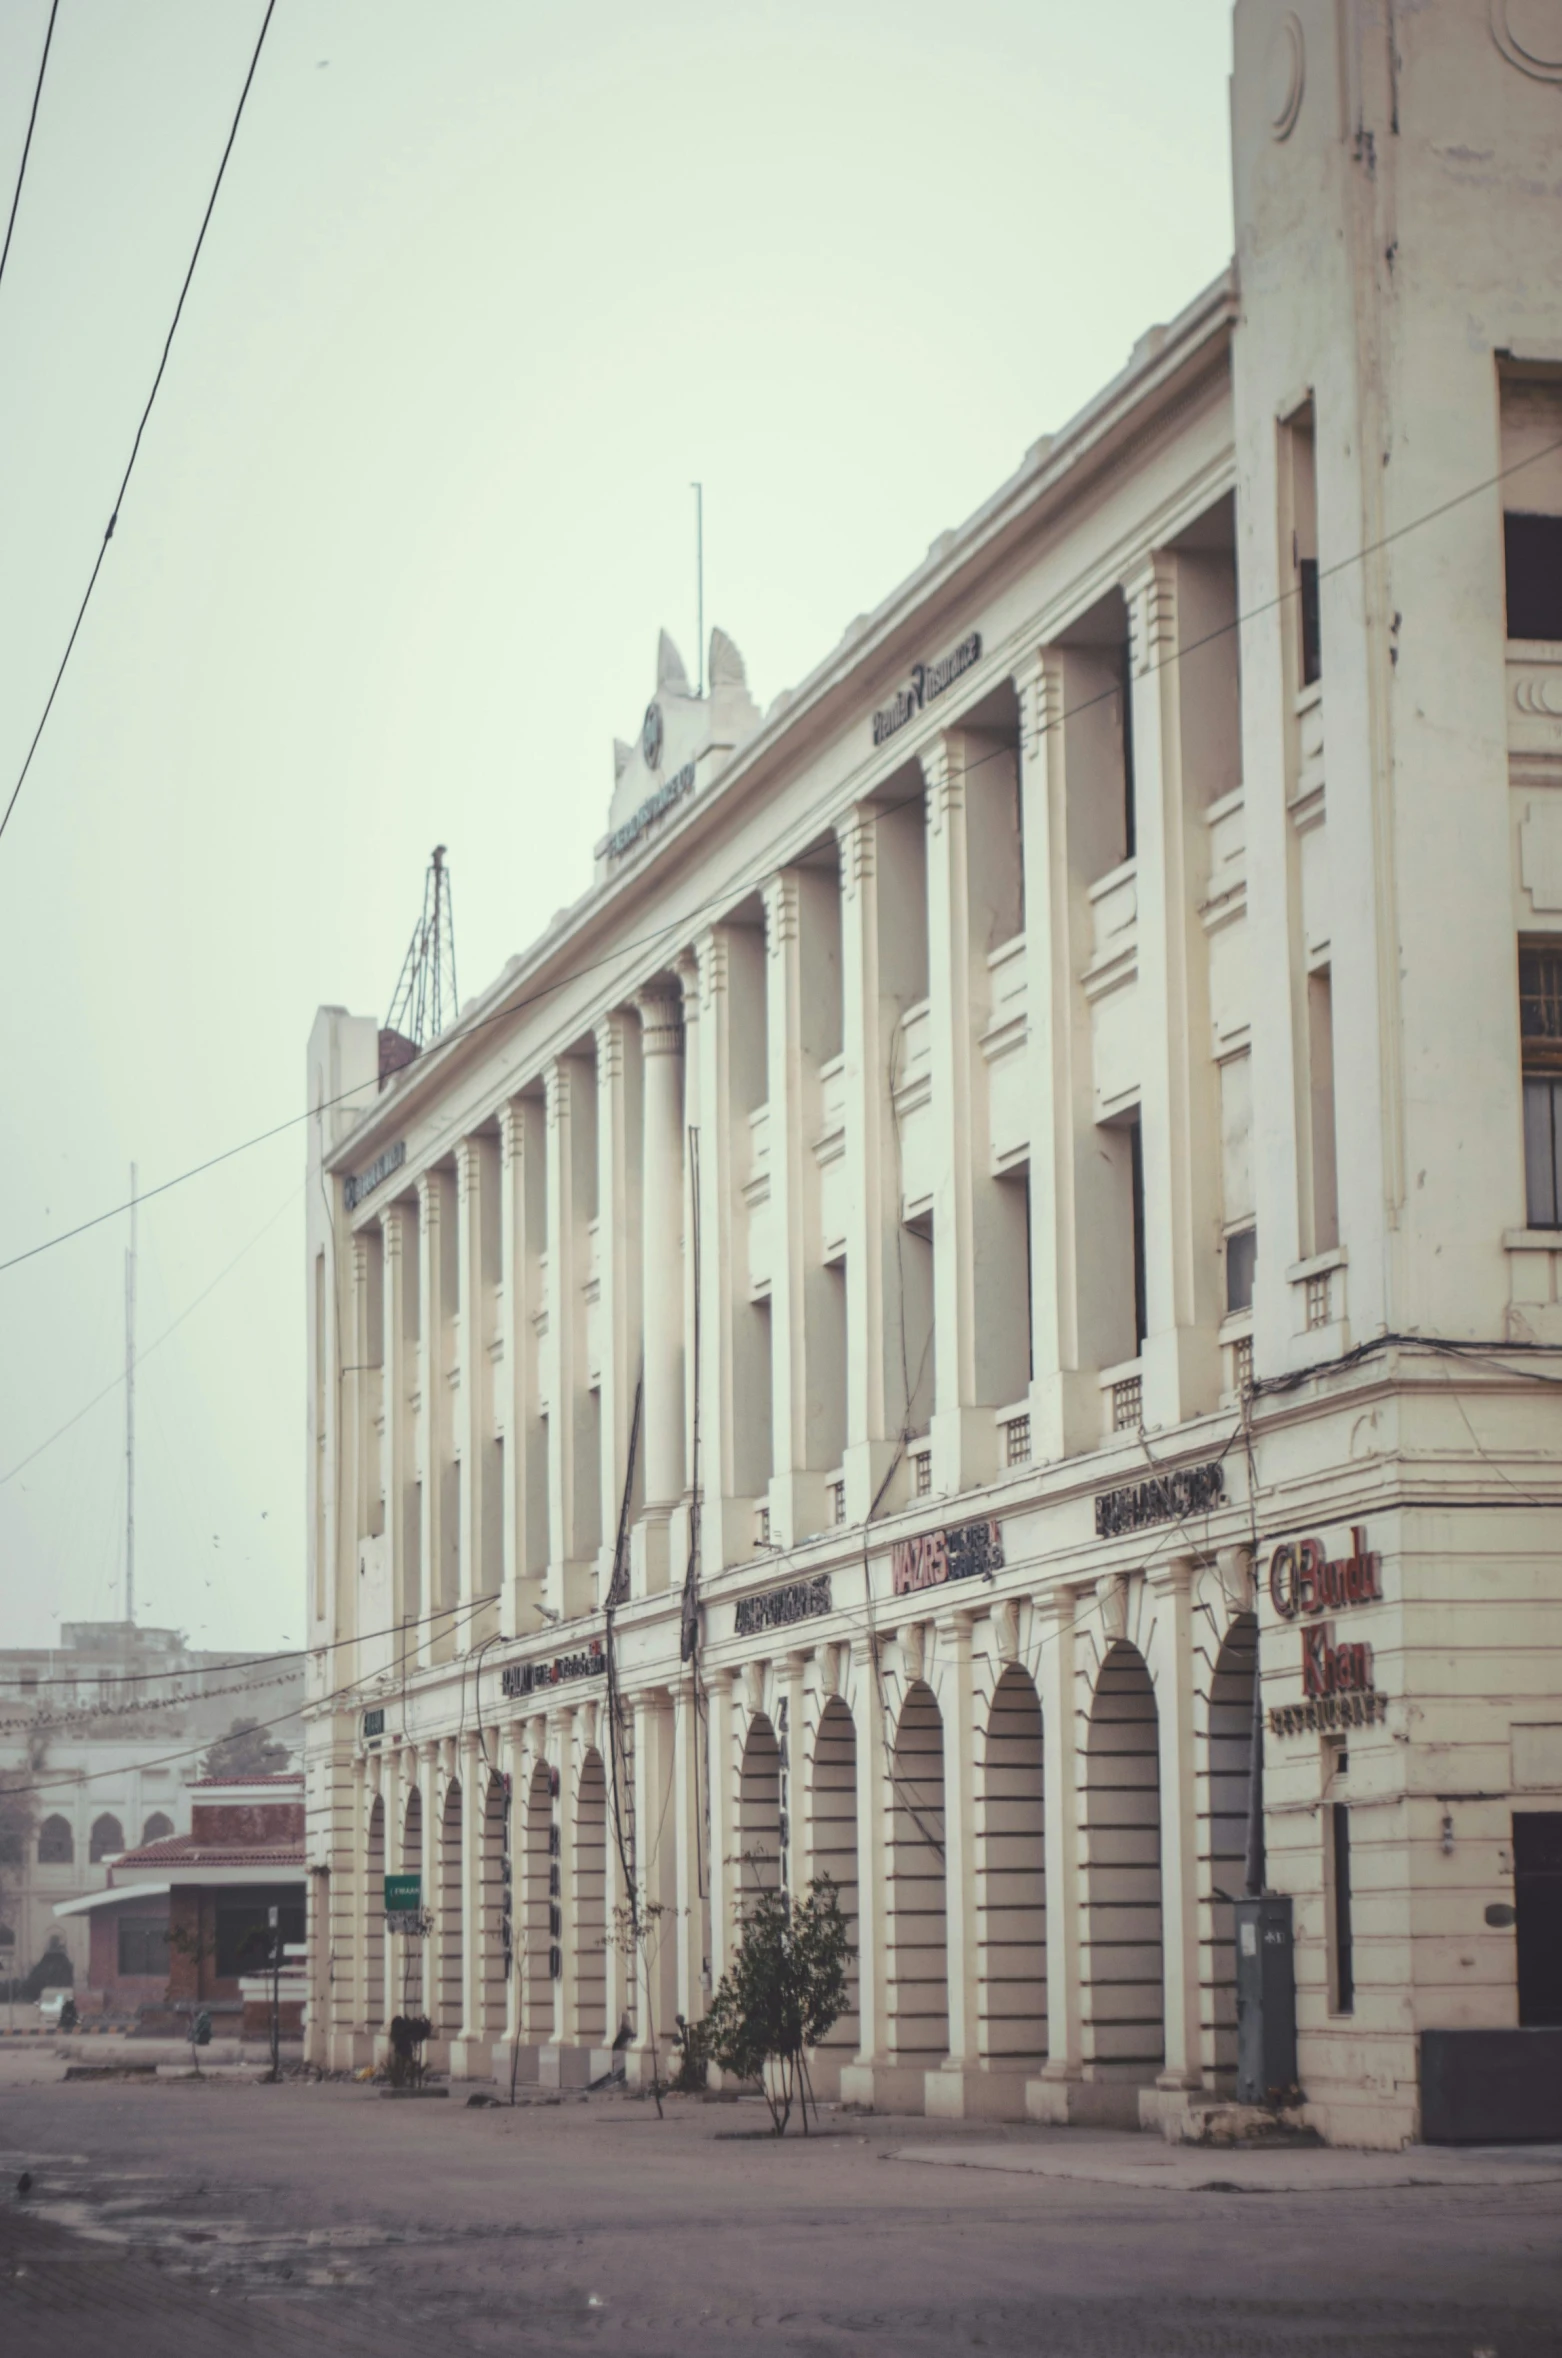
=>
[1234,1893,1298,2107]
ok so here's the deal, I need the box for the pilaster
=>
[1147,1556,1203,2092]
[836,805,905,1520]
[498,1096,547,1638]
[595,1011,643,1596]
[763,872,834,1546]
[633,982,685,1594]
[380,1201,418,1656]
[416,1168,456,1660]
[455,1136,500,1642]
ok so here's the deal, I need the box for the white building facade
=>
[303,0,1562,2147]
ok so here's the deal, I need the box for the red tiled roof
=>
[114,1833,304,1870]
[190,1774,303,1789]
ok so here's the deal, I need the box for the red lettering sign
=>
[1270,1526,1382,1619]
[1301,1622,1375,1699]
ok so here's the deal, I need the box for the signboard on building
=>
[890,1516,1004,1597]
[1267,1527,1383,1619]
[1095,1459,1225,1539]
[605,759,696,861]
[500,1638,606,1700]
[344,1139,406,1211]
[734,1572,832,1638]
[383,1872,421,1925]
[871,632,982,747]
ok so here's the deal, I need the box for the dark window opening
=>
[88,1814,124,1863]
[1520,950,1562,1228]
[37,1815,73,1866]
[1515,1812,1562,2028]
[1331,1802,1354,2015]
[214,1897,305,1981]
[1505,514,1562,643]
[1299,557,1322,686]
[1225,1227,1257,1315]
[117,1918,170,1978]
[1129,1117,1147,1349]
[1120,642,1137,859]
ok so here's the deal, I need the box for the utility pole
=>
[691,481,704,697]
[125,1162,136,1627]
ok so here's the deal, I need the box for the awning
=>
[52,1883,172,1919]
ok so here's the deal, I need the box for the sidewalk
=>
[890,2127,1562,2194]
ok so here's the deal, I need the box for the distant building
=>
[0,1620,303,1992]
[52,1774,306,2030]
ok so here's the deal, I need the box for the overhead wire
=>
[0,0,59,300]
[0,0,277,851]
[6,427,1561,1280]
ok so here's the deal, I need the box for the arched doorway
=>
[889,1681,947,2067]
[810,1697,859,2062]
[480,1770,508,2045]
[522,1760,554,2037]
[979,1665,1046,2070]
[574,1749,607,2045]
[401,1787,424,2014]
[1084,1642,1163,2080]
[1203,1614,1257,2088]
[365,1793,386,2033]
[739,1713,783,1913]
[440,1780,463,2035]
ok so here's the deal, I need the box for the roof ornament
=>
[707,627,747,690]
[657,630,690,694]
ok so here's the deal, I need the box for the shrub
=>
[703,1875,851,2136]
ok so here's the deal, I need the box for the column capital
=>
[673,946,701,1017]
[497,1093,531,1165]
[1123,550,1177,676]
[634,980,684,1057]
[694,925,729,1009]
[835,802,877,900]
[415,1166,441,1220]
[380,1197,409,1256]
[454,1134,484,1196]
[1013,646,1062,762]
[761,870,801,958]
[918,730,966,827]
[543,1057,572,1122]
[594,1007,633,1080]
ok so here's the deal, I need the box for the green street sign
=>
[383,1873,421,1914]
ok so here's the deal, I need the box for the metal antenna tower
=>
[384,845,459,1051]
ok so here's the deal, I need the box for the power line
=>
[0,1179,303,1490]
[4,426,1559,1277]
[0,0,276,853]
[0,0,59,300]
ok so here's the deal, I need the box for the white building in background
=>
[303,0,1562,2147]
[0,1621,303,1991]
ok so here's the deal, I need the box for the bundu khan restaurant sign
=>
[1266,1525,1389,1737]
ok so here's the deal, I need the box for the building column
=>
[417,1169,456,1661]
[673,1665,708,2032]
[595,1012,643,1594]
[626,1686,678,2086]
[1148,1557,1203,2092]
[923,1612,981,2114]
[837,806,905,1521]
[498,1096,547,1638]
[634,984,685,1593]
[763,872,838,1547]
[694,923,768,1569]
[451,1730,486,2075]
[544,1059,595,1618]
[1016,654,1097,1461]
[544,1711,571,2056]
[501,1718,526,2057]
[839,1634,891,2106]
[380,1202,418,1660]
[349,1756,371,2056]
[1028,1587,1086,2120]
[706,1669,739,1987]
[776,1651,807,1898]
[1126,555,1222,1430]
[456,1136,500,1643]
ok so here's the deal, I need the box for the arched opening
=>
[37,1815,73,1866]
[889,1681,947,2065]
[979,1665,1046,2069]
[739,1712,782,1913]
[140,1812,174,1846]
[440,1780,463,2034]
[809,1697,859,2060]
[1084,1641,1163,2080]
[1202,1614,1257,2088]
[365,1794,386,2032]
[574,1749,607,2044]
[401,1787,424,2013]
[89,1813,124,1864]
[480,1770,508,2042]
[522,1760,554,2036]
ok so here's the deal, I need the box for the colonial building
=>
[303,0,1562,2147]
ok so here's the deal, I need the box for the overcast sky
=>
[0,0,1233,1655]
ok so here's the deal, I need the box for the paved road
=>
[2,2067,1559,2356]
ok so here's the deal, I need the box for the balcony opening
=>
[1307,966,1339,1256]
[1284,404,1321,687]
[1060,590,1135,887]
[1500,370,1562,642]
[1172,494,1244,808]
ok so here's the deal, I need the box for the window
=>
[37,1815,73,1866]
[117,1917,169,1978]
[1119,639,1137,858]
[140,1812,174,1845]
[912,1452,932,1498]
[1225,1228,1257,1316]
[1129,1116,1147,1349]
[1329,1802,1354,2014]
[1505,514,1562,642]
[88,1813,124,1863]
[1299,558,1322,687]
[1286,407,1321,686]
[1521,949,1562,1228]
[1004,1415,1032,1467]
[1308,969,1339,1254]
[215,1896,305,1981]
[1112,1375,1143,1432]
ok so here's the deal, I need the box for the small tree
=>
[606,1894,673,2118]
[704,1875,851,2136]
[200,1718,292,1781]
